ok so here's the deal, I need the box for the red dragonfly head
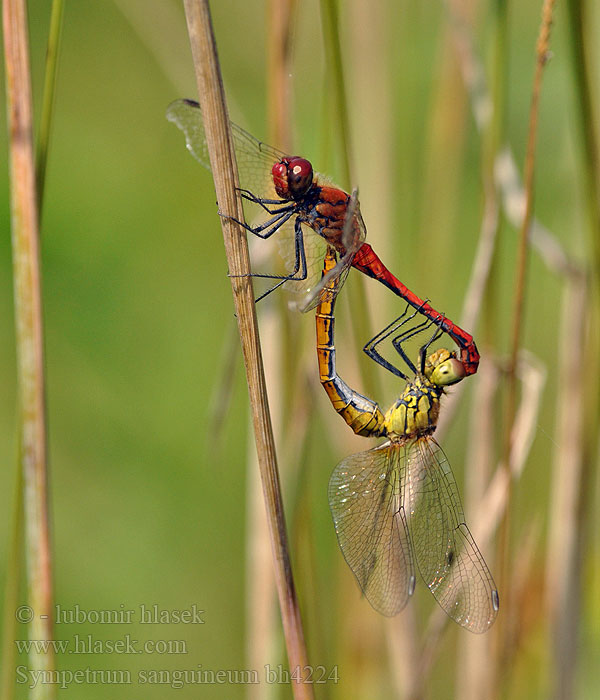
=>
[272,157,314,200]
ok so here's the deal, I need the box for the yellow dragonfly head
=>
[423,348,466,387]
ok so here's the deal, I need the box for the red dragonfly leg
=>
[351,244,480,375]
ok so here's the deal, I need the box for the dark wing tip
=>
[165,98,200,121]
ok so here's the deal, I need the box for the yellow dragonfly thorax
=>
[384,349,465,440]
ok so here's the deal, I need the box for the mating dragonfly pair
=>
[168,99,499,633]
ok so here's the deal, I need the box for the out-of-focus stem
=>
[35,0,64,213]
[3,1,55,698]
[545,273,587,700]
[319,0,352,185]
[564,11,600,686]
[497,0,556,674]
[565,0,600,291]
[0,447,23,700]
[319,0,378,398]
[180,3,313,698]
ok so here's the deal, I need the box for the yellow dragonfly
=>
[316,248,499,633]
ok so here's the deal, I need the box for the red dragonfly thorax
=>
[271,157,314,199]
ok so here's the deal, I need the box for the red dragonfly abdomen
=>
[352,243,480,375]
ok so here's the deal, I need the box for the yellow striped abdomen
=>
[316,248,386,438]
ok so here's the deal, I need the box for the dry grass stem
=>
[180,2,312,696]
[494,150,578,278]
[3,0,55,696]
[1,456,24,700]
[565,0,600,290]
[267,0,296,148]
[246,427,278,700]
[505,520,543,663]
[497,0,556,661]
[245,6,298,696]
[35,0,64,212]
[419,351,545,680]
[544,275,587,699]
[319,0,379,398]
[456,358,500,700]
[448,0,574,280]
[319,0,352,185]
[478,353,546,547]
[386,606,422,700]
[435,193,499,442]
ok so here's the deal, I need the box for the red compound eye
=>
[271,157,314,199]
[271,161,289,198]
[286,157,313,197]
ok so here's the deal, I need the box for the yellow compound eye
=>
[430,358,466,386]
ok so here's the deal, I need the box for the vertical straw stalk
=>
[545,273,587,700]
[565,0,600,291]
[267,0,296,148]
[319,0,378,398]
[2,0,55,697]
[0,455,23,700]
[564,10,600,686]
[35,0,64,212]
[456,359,500,700]
[180,2,313,697]
[318,0,352,186]
[496,0,556,671]
[245,3,296,698]
[418,351,545,687]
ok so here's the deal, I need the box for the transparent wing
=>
[403,437,499,633]
[167,99,361,305]
[277,225,330,310]
[344,188,368,253]
[166,98,285,200]
[168,99,315,287]
[292,188,367,312]
[328,444,416,616]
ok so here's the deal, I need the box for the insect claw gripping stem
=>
[227,217,308,305]
[237,189,295,215]
[221,202,304,304]
[223,208,296,239]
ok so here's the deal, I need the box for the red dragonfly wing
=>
[403,437,499,633]
[328,443,416,617]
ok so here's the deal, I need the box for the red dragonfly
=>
[167,99,479,375]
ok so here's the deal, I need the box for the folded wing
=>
[404,437,499,633]
[328,444,416,616]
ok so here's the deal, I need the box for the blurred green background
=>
[1,1,598,698]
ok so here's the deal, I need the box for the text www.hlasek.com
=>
[15,635,187,655]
